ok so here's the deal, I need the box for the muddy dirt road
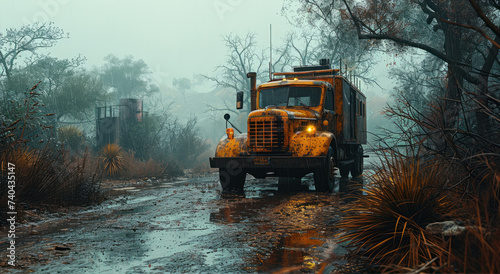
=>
[4,174,357,273]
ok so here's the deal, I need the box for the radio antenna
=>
[269,24,272,81]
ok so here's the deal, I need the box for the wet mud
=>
[2,174,354,273]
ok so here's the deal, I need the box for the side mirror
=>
[236,91,244,109]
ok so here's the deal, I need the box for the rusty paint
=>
[215,133,249,157]
[248,108,320,120]
[334,77,344,136]
[289,131,333,157]
[247,109,290,153]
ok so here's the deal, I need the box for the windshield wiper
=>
[290,97,310,108]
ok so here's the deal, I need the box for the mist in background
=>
[0,0,394,154]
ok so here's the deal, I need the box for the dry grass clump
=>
[8,147,37,168]
[120,151,166,179]
[102,149,183,179]
[448,208,500,273]
[337,153,452,269]
[0,145,103,214]
[445,154,500,273]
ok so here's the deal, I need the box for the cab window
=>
[259,86,322,108]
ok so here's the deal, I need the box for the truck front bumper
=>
[209,156,325,170]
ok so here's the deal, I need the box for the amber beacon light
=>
[226,128,234,139]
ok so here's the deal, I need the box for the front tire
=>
[219,168,246,193]
[314,147,335,192]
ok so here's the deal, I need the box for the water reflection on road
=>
[13,174,353,273]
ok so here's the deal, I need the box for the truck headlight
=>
[306,125,316,135]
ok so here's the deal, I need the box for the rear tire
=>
[314,147,335,192]
[351,145,364,177]
[219,168,246,193]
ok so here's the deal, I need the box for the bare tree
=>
[290,0,500,145]
[0,23,67,96]
[269,31,320,73]
[289,31,320,66]
[282,4,378,85]
[269,33,293,74]
[203,33,266,92]
[203,33,267,129]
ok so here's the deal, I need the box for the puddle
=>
[20,174,348,273]
[208,190,344,272]
[256,230,325,271]
[112,186,138,191]
[112,205,148,215]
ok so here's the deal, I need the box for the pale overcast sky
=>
[1,0,297,88]
[1,0,395,97]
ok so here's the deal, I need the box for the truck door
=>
[322,87,336,134]
[322,87,337,134]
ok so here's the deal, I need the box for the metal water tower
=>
[95,105,120,149]
[119,98,143,150]
[119,98,143,123]
[95,99,143,150]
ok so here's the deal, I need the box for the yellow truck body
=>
[210,60,367,192]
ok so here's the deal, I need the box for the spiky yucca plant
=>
[337,154,452,269]
[10,147,36,168]
[58,126,85,151]
[101,143,124,176]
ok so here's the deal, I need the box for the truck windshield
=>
[258,86,322,108]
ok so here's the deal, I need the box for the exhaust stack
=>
[247,72,257,111]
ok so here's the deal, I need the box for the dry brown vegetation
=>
[338,153,451,269]
[99,144,184,180]
[120,150,181,179]
[0,87,104,224]
[337,91,500,272]
[0,83,195,226]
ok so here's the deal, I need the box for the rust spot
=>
[290,131,333,157]
[215,134,249,157]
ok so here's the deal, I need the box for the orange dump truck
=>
[209,59,367,192]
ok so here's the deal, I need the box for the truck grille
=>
[249,118,285,151]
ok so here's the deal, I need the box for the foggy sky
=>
[1,0,295,89]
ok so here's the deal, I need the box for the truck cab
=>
[210,59,367,193]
